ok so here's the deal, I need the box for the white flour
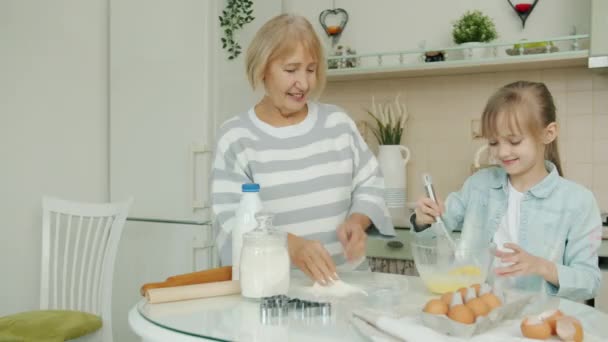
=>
[240,245,290,299]
[309,279,368,297]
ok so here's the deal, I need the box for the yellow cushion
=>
[0,310,101,342]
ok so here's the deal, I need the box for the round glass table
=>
[129,272,608,341]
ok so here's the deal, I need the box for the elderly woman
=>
[211,14,394,285]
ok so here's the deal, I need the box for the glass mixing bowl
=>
[411,238,496,294]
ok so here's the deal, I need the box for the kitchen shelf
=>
[327,35,590,82]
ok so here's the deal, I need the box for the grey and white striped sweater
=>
[211,102,395,266]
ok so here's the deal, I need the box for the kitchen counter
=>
[367,227,608,261]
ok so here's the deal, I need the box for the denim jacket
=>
[413,161,602,301]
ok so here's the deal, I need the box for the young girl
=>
[412,81,602,301]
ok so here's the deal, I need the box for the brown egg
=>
[465,297,490,317]
[521,316,552,340]
[480,292,502,310]
[470,283,481,296]
[447,304,476,324]
[441,291,458,305]
[423,299,448,315]
[556,316,583,342]
[538,309,564,335]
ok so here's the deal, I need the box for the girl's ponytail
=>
[545,139,563,176]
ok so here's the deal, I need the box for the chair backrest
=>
[40,196,132,341]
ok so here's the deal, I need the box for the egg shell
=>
[471,283,481,296]
[521,316,552,340]
[457,287,468,300]
[556,316,583,342]
[424,299,449,315]
[464,287,477,302]
[465,297,490,317]
[538,309,564,335]
[479,283,492,295]
[480,292,502,310]
[441,292,455,305]
[450,291,464,307]
[447,304,476,324]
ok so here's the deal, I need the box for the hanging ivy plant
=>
[219,0,255,60]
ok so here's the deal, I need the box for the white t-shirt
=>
[494,181,524,250]
[493,181,524,288]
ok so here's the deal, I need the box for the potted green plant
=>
[452,10,498,60]
[365,95,411,224]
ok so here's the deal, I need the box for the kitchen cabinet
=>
[109,2,217,340]
[367,228,427,275]
[108,2,283,341]
[589,0,608,68]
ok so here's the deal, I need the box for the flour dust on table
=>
[308,280,368,298]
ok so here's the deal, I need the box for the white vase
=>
[377,145,411,227]
[461,42,487,60]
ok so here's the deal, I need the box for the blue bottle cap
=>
[242,183,260,192]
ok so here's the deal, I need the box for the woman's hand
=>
[494,243,558,286]
[288,234,337,285]
[414,195,445,226]
[337,221,368,262]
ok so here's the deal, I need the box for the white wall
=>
[0,0,109,315]
[283,0,590,54]
[212,1,284,129]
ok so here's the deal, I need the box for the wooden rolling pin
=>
[145,280,241,304]
[140,266,232,296]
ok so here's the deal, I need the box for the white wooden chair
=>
[40,196,132,342]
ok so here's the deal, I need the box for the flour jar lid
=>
[243,228,286,246]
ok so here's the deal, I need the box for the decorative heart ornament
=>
[507,0,539,28]
[318,8,349,46]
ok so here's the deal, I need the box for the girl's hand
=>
[414,195,445,226]
[494,243,558,285]
[337,221,368,262]
[288,234,337,285]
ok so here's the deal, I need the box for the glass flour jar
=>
[239,213,290,299]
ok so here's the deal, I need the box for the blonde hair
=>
[481,81,563,176]
[245,14,326,98]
